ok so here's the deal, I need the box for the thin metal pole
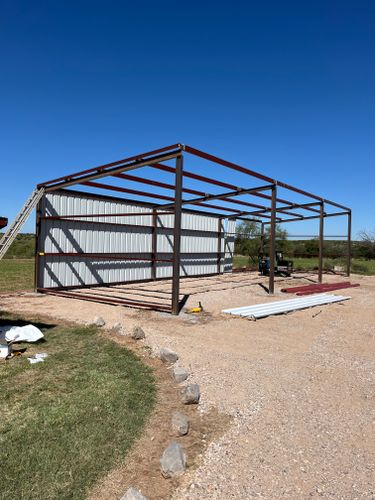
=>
[34,199,42,291]
[318,202,324,283]
[260,222,265,255]
[151,210,157,280]
[268,184,277,294]
[217,217,222,274]
[172,155,183,314]
[347,211,352,277]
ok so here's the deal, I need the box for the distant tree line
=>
[0,233,35,258]
[356,230,375,259]
[234,222,375,261]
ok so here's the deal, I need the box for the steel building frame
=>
[36,143,351,314]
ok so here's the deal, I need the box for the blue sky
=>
[1,0,374,237]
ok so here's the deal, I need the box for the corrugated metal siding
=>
[42,192,153,226]
[155,212,222,278]
[41,256,152,288]
[41,220,152,254]
[38,191,233,288]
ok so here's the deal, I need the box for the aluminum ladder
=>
[0,187,45,260]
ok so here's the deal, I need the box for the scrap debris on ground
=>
[0,323,45,360]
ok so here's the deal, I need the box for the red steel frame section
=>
[0,217,8,230]
[36,144,351,313]
[281,282,359,296]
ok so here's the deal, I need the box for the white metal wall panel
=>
[41,221,152,254]
[42,191,153,226]
[157,212,219,232]
[38,191,233,288]
[156,230,219,254]
[156,253,219,279]
[41,257,152,288]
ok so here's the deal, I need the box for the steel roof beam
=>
[81,181,243,214]
[157,184,274,210]
[113,172,270,212]
[226,200,326,220]
[151,163,322,215]
[183,145,351,212]
[262,211,350,224]
[38,144,182,188]
[37,143,350,213]
[42,150,182,192]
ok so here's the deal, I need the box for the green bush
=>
[0,233,35,259]
[351,261,368,274]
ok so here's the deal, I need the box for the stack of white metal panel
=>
[222,293,350,320]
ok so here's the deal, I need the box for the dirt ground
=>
[1,272,374,499]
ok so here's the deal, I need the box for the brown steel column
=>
[260,222,265,254]
[217,217,223,274]
[318,202,324,283]
[268,184,277,294]
[171,155,183,314]
[151,210,157,280]
[34,199,42,291]
[347,210,352,277]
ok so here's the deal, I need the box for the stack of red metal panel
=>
[281,281,359,296]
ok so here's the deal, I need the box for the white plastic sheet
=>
[0,324,44,343]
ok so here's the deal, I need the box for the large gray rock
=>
[92,316,105,327]
[120,487,147,500]
[159,347,179,364]
[171,411,189,436]
[172,366,189,383]
[131,326,145,340]
[181,383,200,404]
[160,441,187,478]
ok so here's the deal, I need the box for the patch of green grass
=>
[0,314,156,499]
[0,259,34,292]
[291,257,320,271]
[292,257,375,275]
[351,259,375,275]
[233,255,251,268]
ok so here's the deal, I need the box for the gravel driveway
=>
[1,273,374,499]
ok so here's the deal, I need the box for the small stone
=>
[181,383,200,404]
[111,322,122,333]
[172,366,189,383]
[120,487,147,500]
[171,412,189,436]
[131,326,145,340]
[160,441,187,478]
[159,347,179,364]
[93,316,105,327]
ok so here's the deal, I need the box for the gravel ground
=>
[1,272,374,499]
